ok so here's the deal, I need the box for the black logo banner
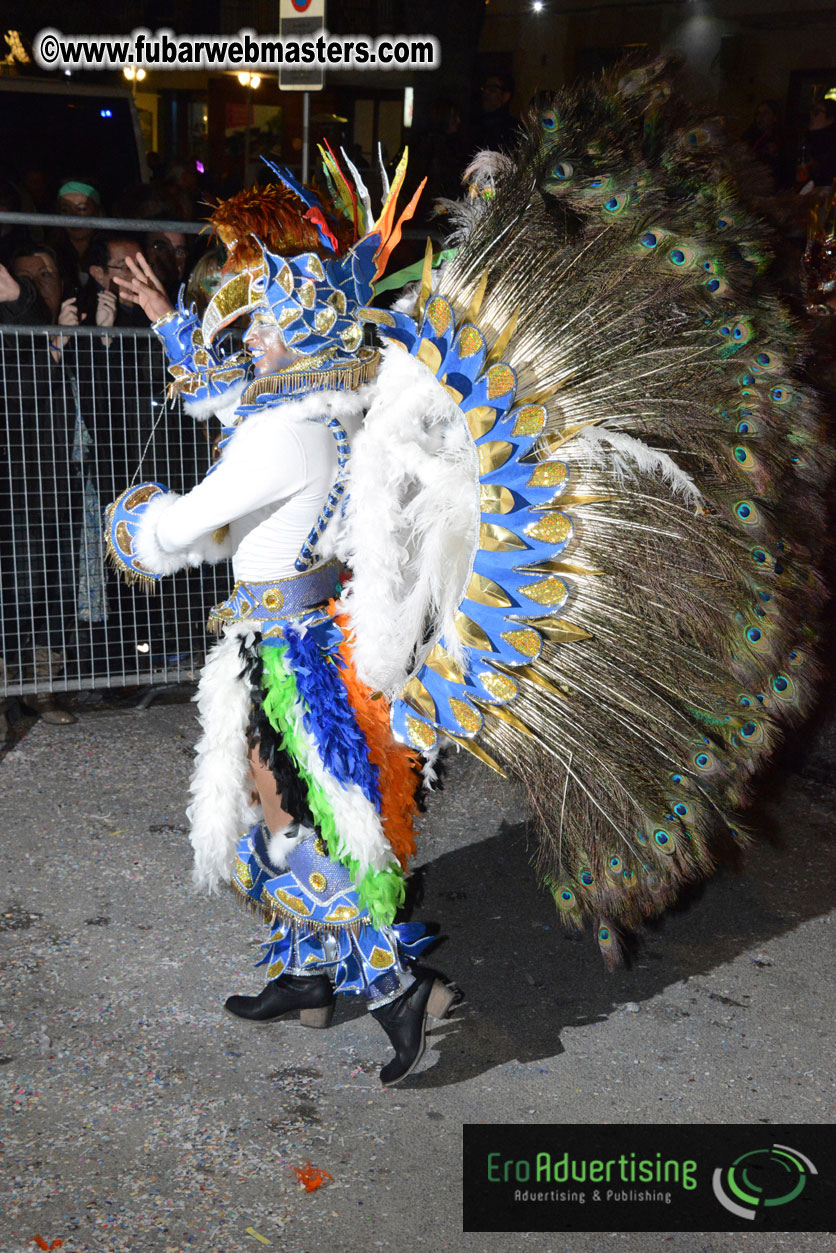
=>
[463,1124,835,1232]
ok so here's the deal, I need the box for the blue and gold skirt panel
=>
[231,823,431,1000]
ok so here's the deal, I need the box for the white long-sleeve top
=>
[133,387,367,581]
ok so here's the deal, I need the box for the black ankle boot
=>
[371,973,458,1085]
[224,973,334,1028]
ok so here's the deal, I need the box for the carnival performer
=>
[106,158,458,1087]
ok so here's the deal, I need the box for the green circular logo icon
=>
[713,1143,817,1220]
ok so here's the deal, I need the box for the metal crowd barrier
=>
[0,324,230,697]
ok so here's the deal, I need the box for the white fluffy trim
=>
[187,625,261,892]
[338,345,479,697]
[134,490,234,574]
[182,379,247,425]
[266,823,314,870]
[576,427,702,502]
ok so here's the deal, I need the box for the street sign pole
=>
[279,0,326,185]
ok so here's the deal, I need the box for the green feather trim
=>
[259,644,404,928]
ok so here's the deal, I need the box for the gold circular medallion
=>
[309,871,327,893]
[261,588,285,611]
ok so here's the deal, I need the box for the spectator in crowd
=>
[183,246,225,317]
[414,98,468,221]
[84,234,150,328]
[145,229,190,303]
[48,178,103,293]
[468,72,519,157]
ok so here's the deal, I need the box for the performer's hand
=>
[0,262,20,303]
[113,253,174,323]
[95,288,118,328]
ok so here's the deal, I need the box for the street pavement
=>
[0,690,834,1252]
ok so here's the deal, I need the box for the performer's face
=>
[244,318,298,375]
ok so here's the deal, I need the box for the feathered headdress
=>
[200,150,426,355]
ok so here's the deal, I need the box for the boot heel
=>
[426,980,457,1020]
[299,1003,335,1029]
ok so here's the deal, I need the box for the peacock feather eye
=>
[640,231,658,248]
[540,109,558,131]
[694,750,715,770]
[735,500,759,525]
[756,351,771,366]
[668,246,696,267]
[555,886,576,909]
[733,444,755,470]
[670,772,683,784]
[673,802,689,817]
[580,869,594,886]
[552,160,573,179]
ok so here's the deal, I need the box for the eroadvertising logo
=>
[712,1143,817,1220]
[462,1124,834,1233]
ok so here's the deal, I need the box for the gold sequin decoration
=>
[480,521,527,551]
[479,671,519,702]
[478,441,513,475]
[261,588,285,611]
[308,872,327,893]
[528,461,568,488]
[306,255,325,280]
[315,306,337,333]
[340,323,363,351]
[449,697,482,734]
[406,716,438,750]
[465,405,496,440]
[466,572,512,608]
[425,296,453,336]
[125,484,160,510]
[454,610,494,651]
[314,836,328,857]
[480,484,515,514]
[511,405,546,436]
[486,363,515,398]
[278,305,300,328]
[272,888,311,916]
[324,904,361,922]
[277,264,294,294]
[329,289,348,315]
[369,946,395,969]
[526,513,572,545]
[296,280,316,309]
[402,676,437,719]
[416,339,442,374]
[424,643,466,684]
[267,958,286,979]
[234,858,253,888]
[457,325,484,357]
[115,521,133,553]
[501,628,542,657]
[520,577,568,607]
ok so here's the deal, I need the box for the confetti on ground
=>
[292,1162,333,1192]
[245,1228,270,1245]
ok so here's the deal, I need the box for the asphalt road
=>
[0,692,833,1252]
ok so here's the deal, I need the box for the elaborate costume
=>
[107,157,457,1084]
[107,58,829,1083]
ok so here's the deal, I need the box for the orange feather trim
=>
[330,602,422,870]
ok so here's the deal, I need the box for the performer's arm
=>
[107,414,308,579]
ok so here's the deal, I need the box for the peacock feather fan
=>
[343,56,831,965]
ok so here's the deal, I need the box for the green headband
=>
[58,180,101,203]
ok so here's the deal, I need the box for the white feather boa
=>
[187,624,261,893]
[186,621,397,892]
[337,346,480,697]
